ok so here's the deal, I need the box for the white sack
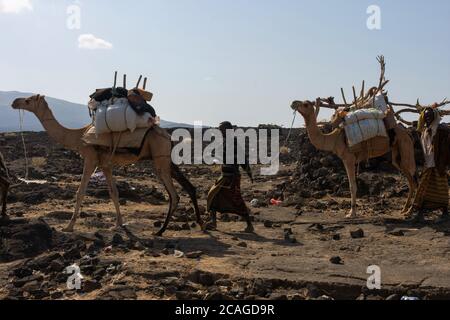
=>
[373,93,388,113]
[344,109,387,147]
[94,98,152,135]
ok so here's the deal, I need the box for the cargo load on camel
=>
[87,73,159,137]
[341,106,388,147]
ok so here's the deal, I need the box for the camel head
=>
[291,100,318,119]
[11,95,47,113]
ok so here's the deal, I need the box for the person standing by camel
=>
[408,106,450,223]
[206,121,254,233]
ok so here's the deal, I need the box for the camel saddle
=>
[82,125,151,149]
[348,136,390,157]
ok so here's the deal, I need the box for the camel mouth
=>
[11,98,24,110]
[290,102,300,111]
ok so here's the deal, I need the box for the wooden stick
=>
[341,88,348,106]
[123,74,127,89]
[113,71,118,89]
[136,75,143,88]
[352,86,357,105]
[360,80,365,99]
[143,78,148,90]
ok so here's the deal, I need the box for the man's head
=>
[219,121,233,136]
[424,107,436,127]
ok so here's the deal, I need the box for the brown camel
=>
[12,95,203,236]
[0,151,10,217]
[291,99,417,218]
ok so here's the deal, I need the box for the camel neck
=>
[304,113,336,153]
[33,102,86,151]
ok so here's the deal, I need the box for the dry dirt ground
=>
[1,131,450,300]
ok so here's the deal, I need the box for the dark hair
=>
[219,121,233,130]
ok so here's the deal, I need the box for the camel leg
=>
[171,163,204,229]
[154,157,180,237]
[392,127,418,214]
[64,160,97,232]
[343,159,358,218]
[400,169,417,214]
[102,166,124,228]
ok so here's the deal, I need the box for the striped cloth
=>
[207,174,249,216]
[413,168,449,210]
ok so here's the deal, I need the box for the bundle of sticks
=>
[311,56,450,126]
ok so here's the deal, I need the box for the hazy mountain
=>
[0,91,194,132]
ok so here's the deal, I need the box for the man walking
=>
[408,106,450,222]
[206,121,254,233]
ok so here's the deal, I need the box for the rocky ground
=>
[1,129,450,300]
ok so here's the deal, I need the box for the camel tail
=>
[171,163,203,226]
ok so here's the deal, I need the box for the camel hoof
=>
[154,229,165,237]
[345,213,357,219]
[244,225,255,234]
[62,227,74,233]
[401,206,411,214]
[115,222,125,229]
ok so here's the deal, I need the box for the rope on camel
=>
[10,110,47,188]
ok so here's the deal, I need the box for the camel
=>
[291,99,417,218]
[12,95,203,236]
[0,151,10,217]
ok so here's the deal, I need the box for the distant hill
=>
[0,91,194,132]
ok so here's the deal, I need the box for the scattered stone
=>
[181,223,191,231]
[285,234,297,244]
[308,223,324,232]
[186,251,203,259]
[83,279,102,293]
[350,228,365,239]
[13,267,33,279]
[174,250,185,258]
[389,230,405,237]
[48,259,65,273]
[50,291,64,299]
[332,234,341,241]
[284,229,297,243]
[264,220,273,228]
[198,273,215,286]
[237,242,248,248]
[386,294,401,301]
[63,246,82,260]
[0,219,53,263]
[317,295,334,300]
[13,274,44,288]
[112,234,125,246]
[215,279,232,287]
[330,256,343,265]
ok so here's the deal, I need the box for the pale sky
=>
[1,0,449,126]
